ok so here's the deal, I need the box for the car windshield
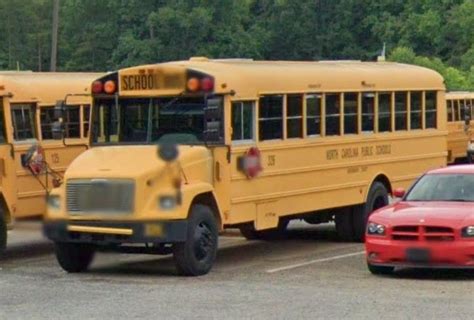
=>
[92,97,207,145]
[406,173,474,202]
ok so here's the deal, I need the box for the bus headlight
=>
[462,226,474,237]
[159,196,177,210]
[47,195,61,210]
[367,222,386,236]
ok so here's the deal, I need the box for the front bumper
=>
[365,237,474,268]
[44,220,188,245]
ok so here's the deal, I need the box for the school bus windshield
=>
[92,97,206,145]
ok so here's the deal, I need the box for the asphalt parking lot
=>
[0,221,472,320]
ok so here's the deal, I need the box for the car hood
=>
[371,201,474,227]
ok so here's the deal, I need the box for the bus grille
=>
[66,179,135,214]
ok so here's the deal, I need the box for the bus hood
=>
[65,145,213,179]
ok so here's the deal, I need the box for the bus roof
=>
[445,91,474,100]
[117,59,445,98]
[0,72,103,105]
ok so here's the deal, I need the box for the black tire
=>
[335,207,355,242]
[353,182,389,242]
[367,262,394,275]
[0,211,7,257]
[55,242,96,273]
[239,219,289,241]
[173,205,219,276]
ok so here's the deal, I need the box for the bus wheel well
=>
[371,175,392,197]
[190,192,222,231]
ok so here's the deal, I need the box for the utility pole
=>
[50,0,59,71]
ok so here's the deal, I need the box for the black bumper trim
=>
[43,220,188,245]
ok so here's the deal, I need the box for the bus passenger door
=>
[210,146,231,224]
[0,99,18,223]
[10,103,44,218]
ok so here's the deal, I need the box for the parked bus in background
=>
[445,91,474,163]
[44,59,446,276]
[0,72,102,255]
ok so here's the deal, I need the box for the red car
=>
[365,165,474,275]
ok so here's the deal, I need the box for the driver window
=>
[11,103,37,141]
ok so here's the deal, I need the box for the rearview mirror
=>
[51,121,64,140]
[158,144,179,162]
[54,100,66,120]
[393,188,405,198]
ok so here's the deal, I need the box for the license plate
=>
[405,248,431,264]
[145,223,164,237]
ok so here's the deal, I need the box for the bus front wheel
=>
[55,242,96,273]
[173,204,218,276]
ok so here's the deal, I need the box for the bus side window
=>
[0,100,6,143]
[395,92,408,131]
[83,105,91,138]
[64,106,81,138]
[362,93,375,132]
[40,107,55,140]
[343,93,358,134]
[454,100,460,121]
[325,94,340,136]
[287,94,303,138]
[11,103,37,141]
[459,100,465,122]
[231,101,254,142]
[425,91,437,129]
[378,93,392,132]
[259,95,283,141]
[410,91,422,130]
[447,100,453,122]
[306,94,321,137]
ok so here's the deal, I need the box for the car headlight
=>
[159,195,177,210]
[47,195,61,209]
[462,226,474,237]
[367,222,386,236]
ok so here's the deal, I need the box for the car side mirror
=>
[393,188,405,198]
[158,144,179,162]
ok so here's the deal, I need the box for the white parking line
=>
[266,250,365,274]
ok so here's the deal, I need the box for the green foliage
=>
[389,46,472,90]
[0,0,472,90]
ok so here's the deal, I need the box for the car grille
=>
[391,225,455,241]
[66,179,135,214]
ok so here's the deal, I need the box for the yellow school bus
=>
[0,72,101,254]
[44,58,446,275]
[445,91,474,163]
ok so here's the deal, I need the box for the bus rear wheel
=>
[239,219,289,240]
[0,211,6,257]
[335,207,355,241]
[173,204,218,276]
[55,242,96,273]
[353,182,389,242]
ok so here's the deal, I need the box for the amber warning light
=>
[186,77,214,93]
[92,80,117,94]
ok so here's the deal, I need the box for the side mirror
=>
[54,100,66,119]
[51,121,64,140]
[393,188,405,198]
[158,144,178,162]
